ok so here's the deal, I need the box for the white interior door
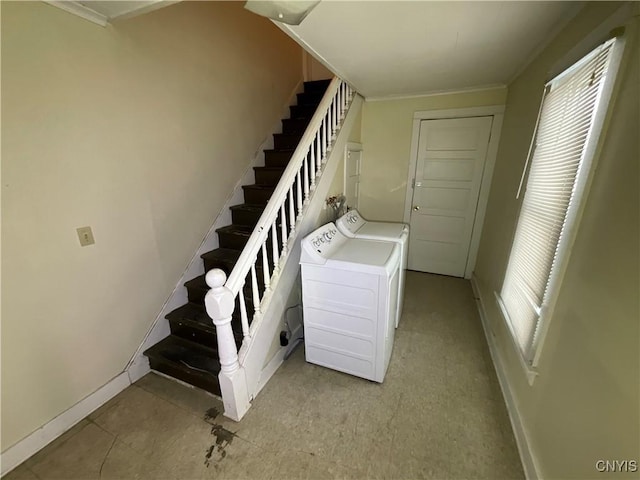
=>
[408,116,492,277]
[344,145,361,210]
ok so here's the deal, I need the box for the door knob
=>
[413,205,420,211]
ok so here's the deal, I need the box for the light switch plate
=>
[76,226,95,246]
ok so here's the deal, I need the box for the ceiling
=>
[280,1,582,98]
[46,1,178,26]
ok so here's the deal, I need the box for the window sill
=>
[494,292,539,386]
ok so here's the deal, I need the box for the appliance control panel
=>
[336,209,366,236]
[300,222,347,265]
[345,211,360,224]
[311,228,338,248]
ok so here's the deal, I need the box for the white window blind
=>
[499,38,617,364]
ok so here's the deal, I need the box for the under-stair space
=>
[143,79,332,396]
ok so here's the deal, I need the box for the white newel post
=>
[205,269,250,421]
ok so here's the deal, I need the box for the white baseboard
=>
[0,372,131,477]
[470,275,541,480]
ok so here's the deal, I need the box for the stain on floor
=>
[204,423,235,467]
[204,406,220,424]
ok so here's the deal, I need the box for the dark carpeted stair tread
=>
[289,104,317,119]
[282,117,311,135]
[230,203,265,213]
[253,166,287,172]
[184,274,255,305]
[273,133,303,150]
[164,301,217,346]
[264,149,295,167]
[201,248,269,272]
[200,247,271,279]
[216,224,254,251]
[296,92,324,106]
[216,224,253,235]
[200,247,241,273]
[254,166,286,186]
[165,300,245,342]
[230,203,266,227]
[242,184,277,191]
[304,79,331,93]
[144,336,222,396]
[242,184,276,205]
[166,301,213,326]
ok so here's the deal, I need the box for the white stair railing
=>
[204,77,353,419]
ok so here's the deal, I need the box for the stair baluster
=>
[288,187,296,235]
[271,223,280,274]
[250,263,260,315]
[261,243,270,292]
[322,116,328,160]
[303,152,310,202]
[238,280,250,340]
[296,170,303,219]
[280,203,288,255]
[316,131,323,173]
[310,141,316,189]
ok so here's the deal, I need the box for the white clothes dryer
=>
[336,209,409,327]
[300,222,400,383]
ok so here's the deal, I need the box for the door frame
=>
[403,105,505,279]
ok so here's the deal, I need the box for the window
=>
[497,36,624,373]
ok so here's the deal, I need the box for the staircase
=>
[143,79,332,396]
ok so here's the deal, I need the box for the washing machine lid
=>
[300,222,399,274]
[329,238,397,273]
[357,222,408,240]
[336,209,408,240]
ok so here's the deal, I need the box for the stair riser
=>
[254,169,284,186]
[297,92,324,106]
[186,286,207,304]
[169,319,217,348]
[243,187,274,205]
[304,80,331,94]
[290,105,317,119]
[282,118,310,135]
[218,230,250,250]
[148,358,221,396]
[231,208,263,227]
[264,150,294,167]
[202,258,234,276]
[273,134,302,150]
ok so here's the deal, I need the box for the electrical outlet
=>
[76,226,95,246]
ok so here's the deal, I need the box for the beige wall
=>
[358,88,507,222]
[474,3,639,478]
[304,51,334,81]
[1,1,301,450]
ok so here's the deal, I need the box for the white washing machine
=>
[300,222,401,383]
[336,209,409,327]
